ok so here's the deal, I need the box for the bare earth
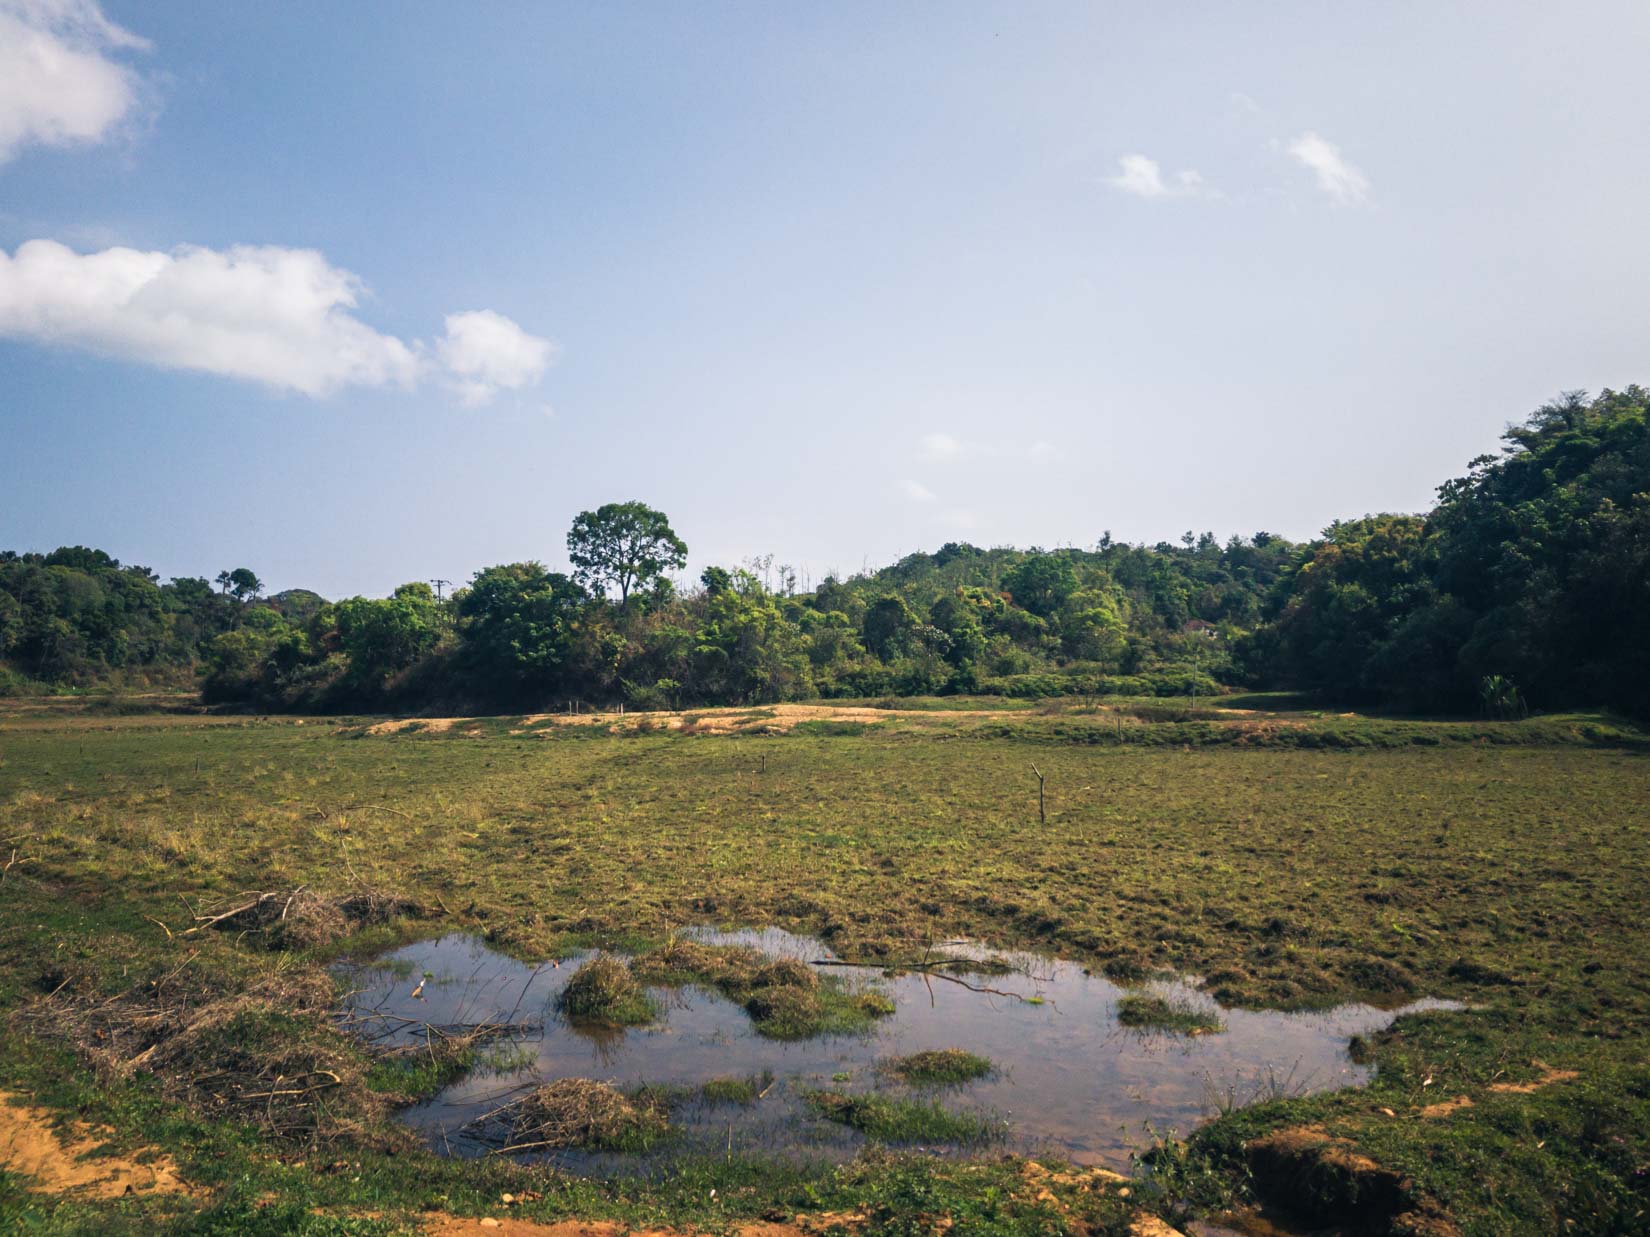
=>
[0,1090,191,1198]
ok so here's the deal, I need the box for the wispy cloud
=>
[0,0,152,165]
[1287,131,1370,205]
[0,238,554,403]
[921,433,1052,461]
[899,479,937,503]
[1106,154,1210,200]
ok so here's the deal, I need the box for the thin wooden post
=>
[1031,764,1045,824]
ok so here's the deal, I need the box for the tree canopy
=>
[6,387,1645,716]
[567,501,687,605]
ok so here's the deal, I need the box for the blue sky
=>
[3,1,1648,598]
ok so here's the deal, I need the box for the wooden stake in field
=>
[1031,763,1045,824]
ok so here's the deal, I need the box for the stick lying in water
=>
[807,958,1054,1007]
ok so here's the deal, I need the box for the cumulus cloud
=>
[1287,131,1370,204]
[899,479,937,502]
[437,309,556,406]
[1106,154,1209,200]
[0,0,151,164]
[0,238,553,402]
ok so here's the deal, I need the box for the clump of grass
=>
[634,937,892,1039]
[700,1071,771,1105]
[750,957,820,991]
[744,984,827,1037]
[512,1078,669,1152]
[886,1048,994,1086]
[556,955,656,1026]
[632,937,765,985]
[856,992,897,1017]
[805,1090,1004,1145]
[1116,993,1225,1036]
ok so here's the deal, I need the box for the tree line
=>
[4,388,1644,716]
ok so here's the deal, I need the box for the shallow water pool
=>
[336,928,1457,1174]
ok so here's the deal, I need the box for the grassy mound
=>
[886,1048,994,1086]
[556,955,656,1026]
[1116,993,1225,1036]
[513,1078,670,1152]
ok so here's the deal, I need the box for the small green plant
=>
[699,1071,771,1105]
[1116,993,1225,1036]
[885,1048,994,1086]
[805,1090,1004,1145]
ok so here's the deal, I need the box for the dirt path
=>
[0,1091,191,1198]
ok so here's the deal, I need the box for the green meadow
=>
[2,699,1647,1234]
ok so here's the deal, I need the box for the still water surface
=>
[337,928,1457,1173]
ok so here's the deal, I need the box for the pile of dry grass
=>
[14,969,392,1145]
[509,1078,669,1151]
[185,887,424,951]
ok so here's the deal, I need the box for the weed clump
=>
[634,937,892,1039]
[750,957,820,990]
[513,1078,670,1152]
[806,1090,1004,1145]
[700,1071,771,1105]
[1116,993,1224,1036]
[887,1048,994,1086]
[557,955,656,1026]
[632,937,764,985]
[744,984,826,1038]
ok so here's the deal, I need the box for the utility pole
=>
[430,578,453,603]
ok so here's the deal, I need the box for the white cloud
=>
[1287,131,1370,204]
[0,238,553,402]
[0,0,151,165]
[920,431,963,458]
[899,479,937,502]
[1106,154,1209,200]
[437,309,556,406]
[920,433,1054,461]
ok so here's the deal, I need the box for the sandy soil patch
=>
[1487,1061,1580,1093]
[422,1215,852,1236]
[0,1090,191,1198]
[1418,1094,1474,1118]
[365,717,466,736]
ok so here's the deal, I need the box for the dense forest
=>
[4,387,1645,716]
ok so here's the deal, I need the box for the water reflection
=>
[336,928,1459,1174]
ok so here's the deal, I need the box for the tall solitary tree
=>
[567,501,687,606]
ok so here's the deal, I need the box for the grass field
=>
[1,698,1647,1234]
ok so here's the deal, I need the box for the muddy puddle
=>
[336,928,1457,1174]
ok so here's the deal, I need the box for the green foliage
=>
[1259,387,1650,715]
[566,500,688,605]
[885,1048,994,1085]
[1002,552,1078,618]
[455,562,590,697]
[1115,994,1225,1035]
[805,1090,1005,1145]
[12,386,1646,723]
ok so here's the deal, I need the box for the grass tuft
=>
[1116,993,1225,1036]
[556,955,656,1026]
[805,1090,1004,1145]
[886,1048,994,1086]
